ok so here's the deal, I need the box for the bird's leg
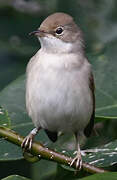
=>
[21,127,41,150]
[70,142,82,170]
[70,133,83,170]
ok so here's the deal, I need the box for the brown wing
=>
[84,72,95,137]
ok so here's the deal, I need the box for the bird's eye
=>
[55,27,63,35]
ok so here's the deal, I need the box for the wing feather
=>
[84,72,95,137]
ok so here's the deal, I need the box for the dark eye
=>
[55,27,63,35]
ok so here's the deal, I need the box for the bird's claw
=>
[70,153,82,170]
[21,128,39,151]
[21,134,34,151]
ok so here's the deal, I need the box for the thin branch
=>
[0,127,107,174]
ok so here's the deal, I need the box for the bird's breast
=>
[26,50,93,133]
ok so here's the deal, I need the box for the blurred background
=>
[0,0,117,179]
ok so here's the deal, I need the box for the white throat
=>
[39,36,82,54]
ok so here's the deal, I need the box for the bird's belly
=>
[26,64,92,133]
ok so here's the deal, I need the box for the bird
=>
[21,12,95,170]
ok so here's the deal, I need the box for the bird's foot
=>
[21,133,34,150]
[21,128,39,150]
[70,152,82,170]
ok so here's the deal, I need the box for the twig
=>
[0,127,107,174]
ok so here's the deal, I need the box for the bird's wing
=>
[44,129,58,142]
[84,72,95,137]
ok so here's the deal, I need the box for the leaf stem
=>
[0,127,107,174]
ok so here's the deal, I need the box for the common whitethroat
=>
[22,12,95,170]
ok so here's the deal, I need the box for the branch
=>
[0,127,107,174]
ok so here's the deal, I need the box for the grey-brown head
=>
[30,12,84,53]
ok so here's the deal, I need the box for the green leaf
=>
[79,172,117,180]
[32,160,57,180]
[0,140,23,161]
[95,116,117,122]
[0,75,27,161]
[2,175,30,180]
[93,42,117,118]
[83,139,117,167]
[0,75,29,133]
[0,106,11,128]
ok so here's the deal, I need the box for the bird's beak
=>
[29,29,46,37]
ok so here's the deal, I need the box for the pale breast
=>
[26,50,93,133]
